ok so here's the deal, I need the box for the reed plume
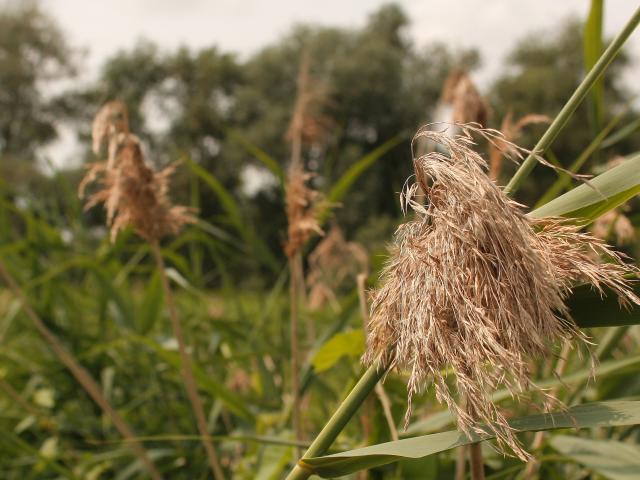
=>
[488,111,550,180]
[439,70,489,126]
[80,101,195,242]
[363,123,639,459]
[284,52,329,453]
[80,101,225,479]
[307,225,368,311]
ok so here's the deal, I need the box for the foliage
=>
[1,2,640,480]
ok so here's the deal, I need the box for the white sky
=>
[22,1,640,166]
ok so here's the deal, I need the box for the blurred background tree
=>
[0,2,76,188]
[2,1,639,281]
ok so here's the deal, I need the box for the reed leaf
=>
[303,401,640,477]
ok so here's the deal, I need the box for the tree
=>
[0,3,75,166]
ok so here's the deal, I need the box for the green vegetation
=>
[1,2,640,479]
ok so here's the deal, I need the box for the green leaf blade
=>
[304,401,640,477]
[529,153,640,221]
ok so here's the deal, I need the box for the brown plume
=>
[363,124,639,459]
[307,225,369,311]
[440,70,489,126]
[79,101,195,242]
[489,111,551,180]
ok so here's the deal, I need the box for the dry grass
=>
[284,164,324,258]
[440,70,489,126]
[363,123,639,459]
[307,225,368,311]
[79,101,195,243]
[488,112,551,180]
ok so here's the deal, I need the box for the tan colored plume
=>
[79,101,195,242]
[286,52,332,148]
[440,69,489,126]
[284,53,332,258]
[307,225,369,311]
[284,163,324,258]
[489,111,551,180]
[363,123,639,459]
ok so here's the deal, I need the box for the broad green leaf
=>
[304,401,640,477]
[584,0,604,130]
[311,330,365,373]
[319,136,404,223]
[186,158,244,229]
[529,154,640,221]
[224,127,285,183]
[551,435,640,480]
[187,158,279,271]
[405,353,640,435]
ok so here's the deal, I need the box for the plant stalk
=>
[455,445,467,480]
[470,443,485,480]
[504,5,640,197]
[151,242,225,480]
[357,274,398,442]
[285,364,387,480]
[289,252,303,457]
[0,260,163,480]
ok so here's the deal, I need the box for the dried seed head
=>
[307,225,369,311]
[439,70,489,126]
[284,163,324,258]
[489,111,551,180]
[364,124,639,459]
[80,102,195,242]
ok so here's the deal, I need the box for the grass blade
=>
[303,401,640,477]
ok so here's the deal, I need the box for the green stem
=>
[534,109,625,208]
[504,6,640,197]
[285,364,387,480]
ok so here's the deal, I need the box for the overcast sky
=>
[21,1,640,166]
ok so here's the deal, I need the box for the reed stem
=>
[285,364,387,480]
[469,443,485,480]
[289,252,303,457]
[151,242,225,480]
[0,260,163,480]
[504,6,640,197]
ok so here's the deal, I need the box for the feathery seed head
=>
[307,225,369,310]
[439,70,489,126]
[80,102,195,243]
[284,163,324,258]
[364,124,639,459]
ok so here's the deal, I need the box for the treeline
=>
[1,3,638,283]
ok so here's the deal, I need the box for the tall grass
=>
[0,5,639,480]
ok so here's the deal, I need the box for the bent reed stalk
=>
[151,242,225,480]
[0,260,163,480]
[284,10,640,478]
